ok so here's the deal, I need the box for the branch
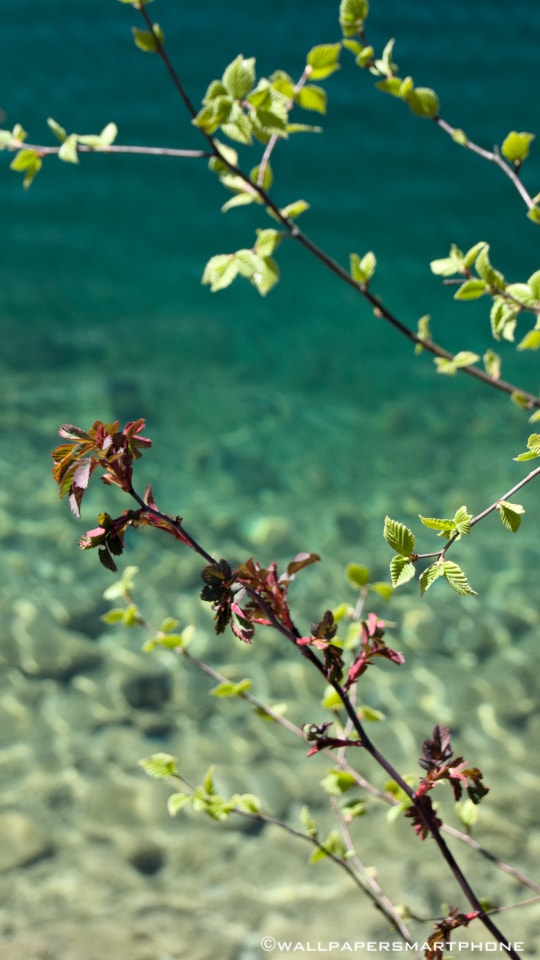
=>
[133,8,540,411]
[435,117,538,213]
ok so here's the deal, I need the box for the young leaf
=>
[296,85,327,115]
[350,251,376,284]
[210,679,252,697]
[346,562,370,587]
[406,87,439,118]
[453,505,472,536]
[320,770,357,796]
[306,43,341,80]
[434,351,480,375]
[47,117,67,142]
[442,561,477,596]
[167,793,191,816]
[514,433,540,461]
[339,0,369,37]
[222,55,256,100]
[132,25,164,53]
[300,805,318,837]
[390,555,416,588]
[517,330,540,351]
[139,753,178,779]
[58,134,79,164]
[384,517,415,555]
[202,254,239,292]
[498,500,525,533]
[9,148,42,187]
[419,561,445,595]
[483,349,501,379]
[501,131,535,163]
[430,244,465,276]
[453,279,487,300]
[475,245,505,289]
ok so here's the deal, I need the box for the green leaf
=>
[430,243,465,276]
[463,241,488,269]
[103,565,139,599]
[350,251,376,283]
[453,505,472,536]
[251,256,280,296]
[390,555,416,588]
[279,199,310,220]
[375,77,402,97]
[78,123,118,149]
[419,561,445,595]
[300,805,318,837]
[210,679,252,697]
[221,193,255,213]
[231,792,261,814]
[498,500,525,533]
[167,792,191,816]
[306,43,341,80]
[505,282,535,306]
[355,46,374,67]
[514,433,540,461]
[320,770,357,796]
[419,514,455,535]
[406,87,439,118]
[453,279,487,300]
[139,753,178,779]
[475,245,505,289]
[101,608,126,624]
[359,705,385,722]
[527,206,540,224]
[370,582,393,601]
[202,254,239,292]
[501,131,535,163]
[490,297,518,341]
[10,148,42,187]
[414,315,431,355]
[296,84,327,114]
[346,562,370,587]
[255,228,283,257]
[222,104,253,145]
[434,351,480,375]
[132,25,164,53]
[58,134,79,164]
[321,686,344,710]
[452,128,468,146]
[309,830,346,863]
[339,0,369,37]
[483,349,501,379]
[47,117,67,142]
[384,516,415,555]
[203,79,228,104]
[442,561,477,597]
[222,55,256,99]
[527,270,540,300]
[517,330,540,351]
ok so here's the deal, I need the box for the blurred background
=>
[1,1,540,957]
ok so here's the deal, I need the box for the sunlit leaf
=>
[498,500,525,533]
[384,516,415,555]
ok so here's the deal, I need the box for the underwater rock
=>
[0,812,54,872]
[121,670,173,710]
[127,841,165,875]
[16,628,103,681]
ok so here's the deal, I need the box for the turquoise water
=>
[2,1,540,957]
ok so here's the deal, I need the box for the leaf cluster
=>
[431,241,540,358]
